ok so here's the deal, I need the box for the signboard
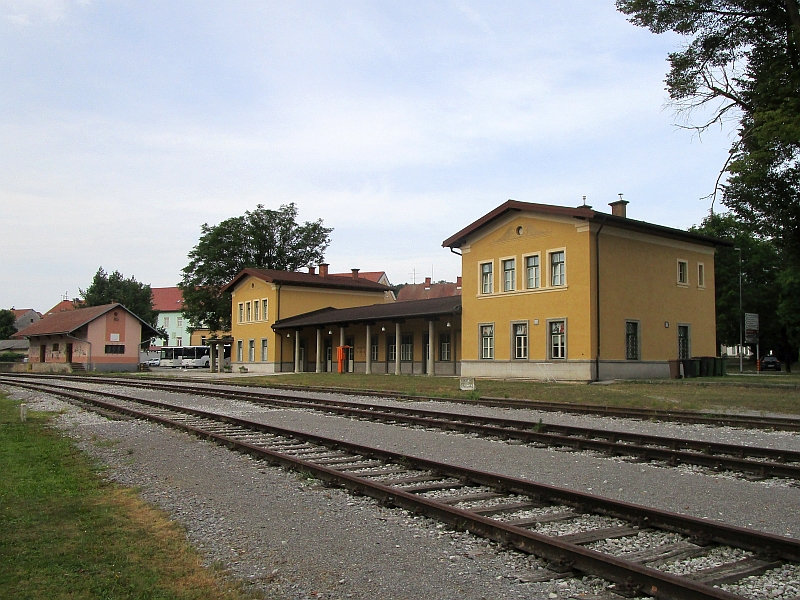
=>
[459,377,476,391]
[745,312,759,344]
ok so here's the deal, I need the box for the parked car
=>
[761,356,781,371]
[147,357,161,367]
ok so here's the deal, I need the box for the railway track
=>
[5,374,800,482]
[4,377,800,600]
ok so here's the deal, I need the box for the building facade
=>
[443,200,726,380]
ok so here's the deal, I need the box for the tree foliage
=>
[617,0,800,258]
[79,268,158,327]
[691,213,798,367]
[179,203,332,333]
[0,309,16,340]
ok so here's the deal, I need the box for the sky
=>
[0,0,736,313]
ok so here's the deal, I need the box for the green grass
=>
[0,394,258,600]
[228,372,800,416]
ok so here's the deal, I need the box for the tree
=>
[80,268,158,327]
[690,213,798,368]
[179,203,332,333]
[617,1,800,259]
[0,309,16,340]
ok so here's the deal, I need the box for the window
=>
[261,338,268,361]
[177,317,183,327]
[626,321,640,360]
[550,251,565,286]
[164,316,170,327]
[439,333,451,361]
[503,259,515,292]
[238,303,244,323]
[400,334,413,361]
[387,336,396,361]
[677,260,688,285]
[104,344,125,354]
[525,255,540,289]
[176,337,183,347]
[201,336,207,345]
[371,335,379,361]
[254,300,260,321]
[248,339,255,362]
[52,343,59,351]
[262,298,269,321]
[514,323,528,359]
[698,263,705,288]
[481,262,493,294]
[246,302,252,322]
[236,340,243,362]
[678,325,690,360]
[480,325,494,359]
[549,320,566,359]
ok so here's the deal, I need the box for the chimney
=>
[609,194,628,218]
[351,268,360,280]
[456,276,462,289]
[319,263,329,277]
[424,277,431,288]
[578,195,592,209]
[308,266,316,275]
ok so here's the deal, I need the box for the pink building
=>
[15,303,159,373]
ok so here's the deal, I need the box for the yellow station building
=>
[442,199,729,380]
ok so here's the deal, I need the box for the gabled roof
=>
[273,296,462,330]
[442,200,732,249]
[396,282,462,302]
[151,287,184,312]
[11,309,40,319]
[14,303,159,339]
[221,268,393,294]
[330,271,390,285]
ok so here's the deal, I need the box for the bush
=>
[0,352,25,362]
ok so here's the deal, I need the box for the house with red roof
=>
[14,303,159,373]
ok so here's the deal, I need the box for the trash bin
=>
[668,359,682,379]
[714,357,726,377]
[699,357,714,377]
[682,359,700,378]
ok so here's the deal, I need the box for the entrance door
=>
[66,343,73,363]
[39,344,46,363]
[325,340,332,372]
[298,344,306,372]
[346,337,354,372]
[422,334,429,374]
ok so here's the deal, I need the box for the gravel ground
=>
[6,387,620,600]
[54,379,800,539]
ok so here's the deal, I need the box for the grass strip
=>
[0,393,257,600]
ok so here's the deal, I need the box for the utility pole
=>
[736,247,743,373]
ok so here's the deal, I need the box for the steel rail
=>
[7,375,800,481]
[10,372,800,432]
[6,378,800,600]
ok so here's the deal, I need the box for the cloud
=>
[1,0,88,25]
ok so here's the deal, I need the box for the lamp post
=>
[735,247,743,373]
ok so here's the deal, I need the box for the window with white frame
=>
[626,321,640,360]
[400,334,413,361]
[371,335,379,361]
[246,302,252,322]
[387,336,396,361]
[480,324,494,359]
[164,316,170,327]
[262,298,269,321]
[253,300,260,321]
[698,263,705,288]
[677,260,689,285]
[261,338,268,361]
[481,262,493,294]
[525,255,540,289]
[503,258,515,292]
[550,251,565,286]
[248,339,255,362]
[176,337,183,347]
[514,323,528,359]
[176,317,183,327]
[439,332,451,361]
[549,320,566,359]
[238,303,244,323]
[236,340,243,362]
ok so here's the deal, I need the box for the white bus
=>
[159,345,230,369]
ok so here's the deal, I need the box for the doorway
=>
[66,343,73,363]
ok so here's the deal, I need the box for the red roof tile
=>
[45,300,83,315]
[151,287,184,312]
[15,303,159,339]
[396,282,462,302]
[221,268,392,294]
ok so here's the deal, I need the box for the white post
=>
[395,322,401,375]
[20,403,27,422]
[365,324,372,375]
[427,320,435,376]
[316,328,322,373]
[210,343,217,373]
[294,330,300,373]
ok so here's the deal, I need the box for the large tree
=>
[179,203,332,333]
[80,267,158,327]
[0,309,16,340]
[617,0,800,259]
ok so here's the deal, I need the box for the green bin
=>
[714,357,726,377]
[699,357,714,377]
[682,359,700,378]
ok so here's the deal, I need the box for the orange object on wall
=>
[336,346,351,373]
